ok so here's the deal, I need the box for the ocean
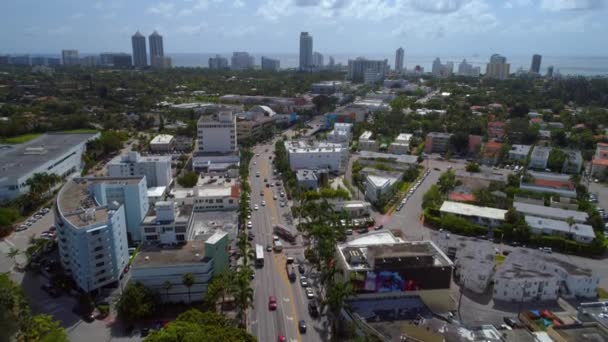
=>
[169,53,608,77]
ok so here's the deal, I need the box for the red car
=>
[268,296,277,310]
[278,335,286,342]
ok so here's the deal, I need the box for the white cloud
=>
[70,12,84,20]
[146,2,176,17]
[147,0,223,18]
[540,0,604,11]
[411,0,470,13]
[175,23,207,35]
[233,0,245,8]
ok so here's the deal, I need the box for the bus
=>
[273,224,296,244]
[255,244,264,268]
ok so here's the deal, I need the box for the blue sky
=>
[1,0,606,55]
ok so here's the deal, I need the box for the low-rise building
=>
[130,233,229,303]
[107,151,172,188]
[328,200,372,218]
[591,143,608,178]
[525,215,595,244]
[481,140,503,166]
[146,186,166,205]
[55,178,131,292]
[141,201,192,244]
[363,170,401,204]
[509,144,532,161]
[529,146,552,170]
[327,123,353,145]
[439,201,507,227]
[284,140,346,173]
[150,134,175,153]
[487,121,506,140]
[357,151,419,171]
[172,183,239,212]
[548,323,608,342]
[424,132,453,154]
[520,171,577,198]
[335,231,454,313]
[236,114,274,141]
[0,132,100,201]
[296,169,319,190]
[562,150,583,174]
[514,201,588,223]
[358,131,378,152]
[388,133,412,155]
[455,168,508,190]
[455,244,496,294]
[311,81,343,95]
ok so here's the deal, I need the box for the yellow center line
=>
[274,253,302,342]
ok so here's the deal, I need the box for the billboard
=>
[350,271,421,293]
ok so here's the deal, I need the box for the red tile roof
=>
[534,179,575,190]
[231,185,240,198]
[449,192,476,202]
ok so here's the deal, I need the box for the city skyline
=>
[1,0,607,55]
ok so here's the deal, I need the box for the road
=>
[247,138,328,342]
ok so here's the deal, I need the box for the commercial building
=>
[514,201,588,223]
[140,201,192,244]
[358,131,378,152]
[388,133,412,155]
[107,152,172,188]
[151,56,172,69]
[439,201,507,227]
[364,171,401,204]
[111,53,133,68]
[284,140,346,173]
[0,132,100,201]
[261,56,280,71]
[525,215,596,244]
[335,231,454,313]
[457,59,480,77]
[485,54,510,80]
[150,134,175,153]
[508,144,532,161]
[347,58,388,83]
[329,200,372,218]
[236,114,274,141]
[494,249,599,302]
[529,146,552,170]
[424,132,453,154]
[131,234,229,303]
[196,111,237,154]
[327,122,353,146]
[591,142,608,178]
[148,31,164,62]
[55,178,131,292]
[311,81,342,95]
[231,52,254,70]
[530,54,542,74]
[395,47,404,72]
[61,49,80,66]
[299,32,313,71]
[357,151,419,171]
[431,58,453,78]
[131,31,148,68]
[208,55,229,70]
[174,185,239,212]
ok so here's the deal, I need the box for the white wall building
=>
[150,134,175,153]
[55,178,131,292]
[197,111,237,154]
[327,123,353,145]
[107,151,172,188]
[172,184,240,212]
[439,201,507,228]
[0,132,100,201]
[525,215,596,244]
[513,202,588,223]
[455,244,496,294]
[284,140,346,173]
[358,130,378,152]
[131,234,229,303]
[508,144,532,161]
[364,172,401,203]
[141,201,192,244]
[388,133,412,155]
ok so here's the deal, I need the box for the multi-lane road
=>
[247,139,327,342]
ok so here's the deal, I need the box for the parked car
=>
[308,302,319,318]
[305,288,315,299]
[299,320,307,333]
[300,276,309,287]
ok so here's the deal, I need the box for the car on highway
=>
[266,244,273,252]
[260,190,264,196]
[280,202,286,207]
[247,214,251,219]
[261,201,266,206]
[299,320,307,333]
[247,221,253,229]
[286,256,294,264]
[273,194,278,200]
[305,288,315,299]
[254,204,259,210]
[300,276,309,287]
[268,296,277,310]
[255,172,260,177]
[277,335,286,342]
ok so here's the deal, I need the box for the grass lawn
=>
[598,288,608,299]
[60,129,99,134]
[495,254,506,266]
[0,133,42,144]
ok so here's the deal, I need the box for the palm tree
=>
[7,247,20,266]
[182,273,195,304]
[233,268,254,328]
[236,233,255,268]
[566,216,575,237]
[162,281,173,303]
[205,271,235,312]
[323,277,353,341]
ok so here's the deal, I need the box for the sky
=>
[1,0,607,56]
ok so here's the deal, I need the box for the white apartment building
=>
[455,244,496,294]
[131,233,230,303]
[364,172,401,203]
[388,133,412,155]
[513,202,588,223]
[493,249,599,302]
[508,144,532,161]
[439,201,507,228]
[0,132,100,201]
[172,184,240,212]
[197,111,237,154]
[327,123,353,145]
[141,201,192,244]
[107,151,172,188]
[358,131,379,152]
[284,140,346,173]
[150,134,175,153]
[55,178,131,292]
[525,215,596,244]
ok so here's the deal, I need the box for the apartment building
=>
[107,152,172,188]
[591,143,608,178]
[140,201,192,244]
[150,134,175,153]
[358,131,379,152]
[388,133,412,155]
[424,132,453,154]
[284,140,346,173]
[327,123,353,145]
[439,201,507,228]
[193,111,239,172]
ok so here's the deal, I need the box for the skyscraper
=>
[62,50,79,66]
[395,47,404,72]
[530,54,542,74]
[546,65,554,78]
[299,32,313,71]
[485,54,510,80]
[149,31,164,60]
[261,56,280,71]
[131,31,147,68]
[312,52,324,68]
[347,58,388,83]
[209,55,229,70]
[231,52,254,70]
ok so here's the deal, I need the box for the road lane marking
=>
[274,253,303,342]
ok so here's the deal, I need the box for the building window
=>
[144,227,156,233]
[94,246,103,252]
[176,234,185,241]
[216,199,222,203]
[96,261,105,267]
[95,254,104,260]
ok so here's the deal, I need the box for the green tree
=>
[547,148,566,172]
[438,170,456,194]
[465,162,481,173]
[20,314,68,342]
[177,171,199,188]
[205,271,235,312]
[323,274,353,340]
[115,282,160,321]
[0,207,20,236]
[422,185,443,210]
[162,281,173,303]
[182,273,195,304]
[232,268,254,328]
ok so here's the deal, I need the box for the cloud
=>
[411,0,470,13]
[233,0,245,8]
[146,2,176,17]
[147,0,223,18]
[175,23,207,35]
[539,0,604,11]
[257,0,405,20]
[295,0,321,5]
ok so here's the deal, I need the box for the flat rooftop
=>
[455,169,508,183]
[132,241,208,267]
[189,211,237,240]
[513,202,588,222]
[358,151,419,164]
[0,132,99,180]
[150,134,174,144]
[525,215,596,239]
[440,201,507,221]
[498,248,594,279]
[284,140,344,153]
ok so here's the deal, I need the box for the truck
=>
[273,240,283,252]
[286,264,296,282]
[273,224,296,244]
